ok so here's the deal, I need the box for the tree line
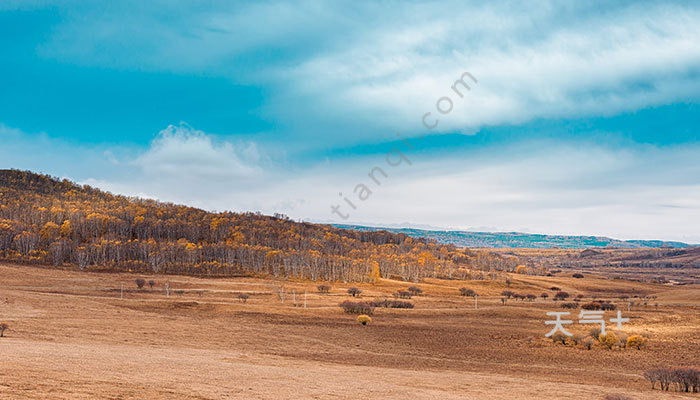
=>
[0,170,525,282]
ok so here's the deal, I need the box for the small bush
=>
[406,286,423,296]
[600,302,616,311]
[148,279,156,289]
[369,299,414,309]
[396,290,413,299]
[175,289,185,296]
[540,292,549,300]
[0,323,8,337]
[590,327,602,340]
[603,394,634,400]
[500,290,514,298]
[357,315,372,325]
[582,302,602,310]
[570,333,585,346]
[461,288,478,297]
[572,273,584,279]
[550,286,561,291]
[616,332,629,349]
[135,278,146,289]
[561,302,578,309]
[582,337,594,350]
[317,284,331,293]
[599,332,618,350]
[238,293,250,303]
[340,300,374,315]
[627,335,648,350]
[553,291,570,301]
[347,287,362,297]
[551,332,568,344]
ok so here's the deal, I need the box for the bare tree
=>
[238,293,250,303]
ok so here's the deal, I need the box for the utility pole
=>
[120,283,123,300]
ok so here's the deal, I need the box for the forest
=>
[0,170,525,282]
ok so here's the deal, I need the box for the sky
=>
[1,1,700,242]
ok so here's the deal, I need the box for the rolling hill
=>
[332,225,693,249]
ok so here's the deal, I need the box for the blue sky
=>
[1,1,700,242]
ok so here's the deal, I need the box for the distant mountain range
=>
[332,224,694,249]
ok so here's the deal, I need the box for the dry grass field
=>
[1,262,698,399]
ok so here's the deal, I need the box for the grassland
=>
[1,263,698,399]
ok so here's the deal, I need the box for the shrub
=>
[340,301,374,315]
[570,333,585,346]
[551,332,568,344]
[500,290,514,298]
[525,294,537,301]
[135,278,146,289]
[602,394,634,400]
[0,323,8,337]
[317,284,331,293]
[550,286,561,291]
[590,327,602,340]
[540,293,549,300]
[357,315,372,325]
[553,291,569,301]
[616,332,629,349]
[406,286,423,296]
[627,335,647,350]
[175,289,185,296]
[598,332,618,349]
[238,293,250,303]
[600,302,616,311]
[582,302,602,310]
[560,302,578,309]
[461,288,477,297]
[148,279,156,289]
[396,290,413,299]
[369,299,414,309]
[572,273,584,279]
[347,287,362,297]
[582,337,594,350]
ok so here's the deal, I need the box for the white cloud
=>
[133,123,261,180]
[29,1,700,144]
[282,2,700,136]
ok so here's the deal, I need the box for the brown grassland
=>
[1,262,699,399]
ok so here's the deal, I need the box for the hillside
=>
[333,225,693,249]
[0,170,522,281]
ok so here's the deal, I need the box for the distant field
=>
[1,263,698,399]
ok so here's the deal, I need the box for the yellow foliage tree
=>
[369,260,381,284]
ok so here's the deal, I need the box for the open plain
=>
[1,263,699,399]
